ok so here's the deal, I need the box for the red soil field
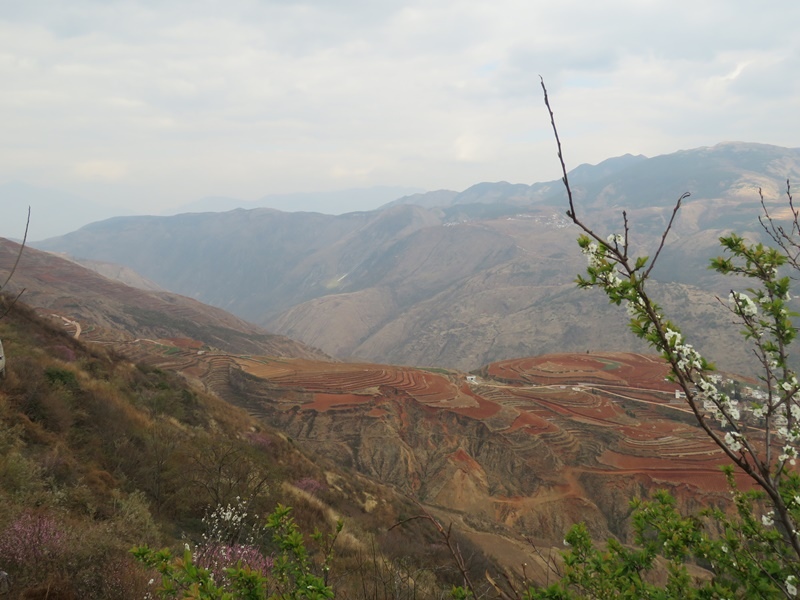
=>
[488,352,676,393]
[231,353,728,489]
[238,357,478,409]
[307,392,375,412]
[154,347,756,541]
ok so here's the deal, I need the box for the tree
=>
[133,504,340,599]
[529,79,800,598]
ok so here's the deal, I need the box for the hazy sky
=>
[2,1,799,219]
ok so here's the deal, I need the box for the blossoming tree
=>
[527,80,800,599]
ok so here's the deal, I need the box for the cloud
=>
[74,160,129,182]
[0,0,798,216]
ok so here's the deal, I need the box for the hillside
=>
[0,238,326,360]
[0,235,765,596]
[0,294,523,598]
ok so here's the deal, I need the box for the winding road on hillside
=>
[54,315,81,339]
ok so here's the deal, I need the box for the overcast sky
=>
[2,0,799,224]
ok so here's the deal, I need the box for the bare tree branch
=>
[1,206,30,292]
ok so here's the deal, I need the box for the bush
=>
[133,504,341,599]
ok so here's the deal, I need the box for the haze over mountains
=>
[0,182,424,241]
[36,142,800,375]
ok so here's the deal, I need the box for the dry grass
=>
[0,295,483,598]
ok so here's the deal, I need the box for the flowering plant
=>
[133,503,340,599]
[194,497,272,585]
[529,79,800,599]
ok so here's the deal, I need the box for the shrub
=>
[133,503,341,599]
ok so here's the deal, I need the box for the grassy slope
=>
[0,297,487,599]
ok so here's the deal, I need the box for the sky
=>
[2,0,800,238]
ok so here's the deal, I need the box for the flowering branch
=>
[541,78,800,581]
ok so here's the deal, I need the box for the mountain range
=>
[35,142,800,375]
[0,182,424,242]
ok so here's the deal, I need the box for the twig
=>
[759,183,800,272]
[540,77,576,221]
[390,501,478,598]
[1,206,30,292]
[643,192,690,279]
[0,207,30,321]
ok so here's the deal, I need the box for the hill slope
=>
[0,237,760,595]
[0,238,325,359]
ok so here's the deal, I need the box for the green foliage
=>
[527,474,800,599]
[541,79,800,598]
[45,366,79,389]
[133,504,341,599]
[449,586,473,599]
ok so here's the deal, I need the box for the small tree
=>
[133,504,341,599]
[529,80,800,598]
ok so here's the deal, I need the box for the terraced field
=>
[237,357,481,409]
[23,298,736,531]
[173,349,741,539]
[488,352,675,391]
[89,342,762,540]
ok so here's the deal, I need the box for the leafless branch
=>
[540,76,576,222]
[1,206,30,292]
[0,207,30,321]
[644,192,690,279]
[759,182,800,273]
[390,501,478,598]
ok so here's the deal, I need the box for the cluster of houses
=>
[669,373,770,415]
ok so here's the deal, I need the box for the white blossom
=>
[724,432,743,453]
[665,328,682,347]
[787,575,798,597]
[729,291,758,317]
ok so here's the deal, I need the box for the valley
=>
[0,235,753,586]
[2,142,798,595]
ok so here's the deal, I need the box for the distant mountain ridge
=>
[384,142,799,212]
[35,142,800,374]
[383,152,649,210]
[172,185,425,215]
